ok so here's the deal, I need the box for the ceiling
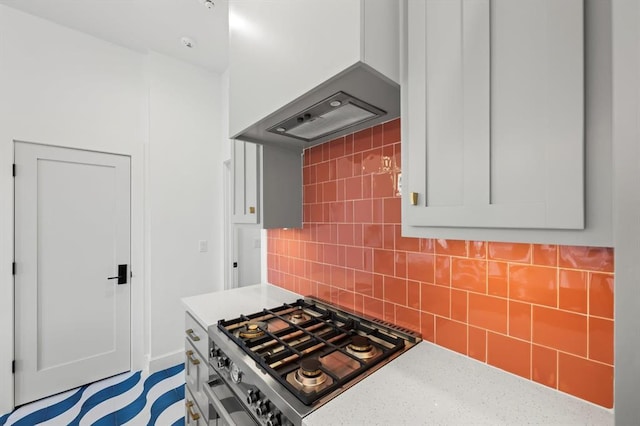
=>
[0,0,229,73]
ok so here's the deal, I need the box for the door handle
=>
[107,264,128,285]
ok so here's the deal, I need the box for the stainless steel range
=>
[204,298,421,426]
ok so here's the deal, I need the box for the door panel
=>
[14,142,131,405]
[234,225,261,288]
[232,140,260,224]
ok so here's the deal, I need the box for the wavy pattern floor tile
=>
[0,364,185,426]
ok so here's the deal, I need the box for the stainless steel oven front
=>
[202,369,259,426]
[207,329,304,426]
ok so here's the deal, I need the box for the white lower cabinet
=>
[185,312,212,425]
[185,388,204,426]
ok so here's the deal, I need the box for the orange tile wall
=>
[266,118,614,408]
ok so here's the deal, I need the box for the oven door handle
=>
[203,375,259,426]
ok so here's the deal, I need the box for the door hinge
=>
[12,164,16,177]
[12,262,16,275]
[12,360,15,374]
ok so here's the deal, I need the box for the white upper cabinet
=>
[232,140,302,229]
[232,140,259,224]
[403,0,589,235]
[228,0,400,150]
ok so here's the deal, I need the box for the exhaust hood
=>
[267,92,385,143]
[232,63,400,151]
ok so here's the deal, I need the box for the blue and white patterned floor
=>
[0,364,185,426]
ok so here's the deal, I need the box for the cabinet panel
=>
[424,0,464,207]
[261,144,302,229]
[232,141,259,224]
[491,0,584,222]
[405,0,584,230]
[185,339,209,420]
[422,0,490,208]
[185,312,208,360]
[185,388,205,426]
[232,140,302,229]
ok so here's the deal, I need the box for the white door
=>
[14,142,131,405]
[234,225,261,288]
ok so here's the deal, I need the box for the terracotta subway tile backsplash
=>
[267,119,615,409]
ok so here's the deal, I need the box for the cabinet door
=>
[232,140,259,224]
[405,0,584,230]
[185,340,209,420]
[185,388,204,426]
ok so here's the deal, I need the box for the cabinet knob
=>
[249,206,256,214]
[410,192,419,206]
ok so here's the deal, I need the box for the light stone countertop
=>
[304,341,614,426]
[182,285,614,426]
[181,283,301,328]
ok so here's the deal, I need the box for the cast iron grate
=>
[217,299,410,406]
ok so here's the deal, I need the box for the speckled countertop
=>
[304,341,613,426]
[183,285,613,426]
[181,283,300,327]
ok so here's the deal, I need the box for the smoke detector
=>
[181,37,196,49]
[198,0,215,9]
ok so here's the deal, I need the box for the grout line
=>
[484,327,489,362]
[586,271,592,360]
[556,350,560,390]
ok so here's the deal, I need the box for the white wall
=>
[146,53,223,364]
[0,5,223,413]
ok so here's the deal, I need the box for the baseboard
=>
[148,350,184,374]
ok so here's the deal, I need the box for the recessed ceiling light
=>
[329,100,342,107]
[181,36,196,48]
[276,127,286,132]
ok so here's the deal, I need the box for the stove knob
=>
[216,356,229,369]
[246,388,259,404]
[255,400,269,416]
[266,411,281,426]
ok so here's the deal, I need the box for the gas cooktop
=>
[208,298,420,425]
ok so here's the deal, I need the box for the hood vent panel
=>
[267,92,385,143]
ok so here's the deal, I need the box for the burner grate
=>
[217,298,414,406]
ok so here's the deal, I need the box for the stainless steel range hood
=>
[232,62,400,151]
[267,91,386,142]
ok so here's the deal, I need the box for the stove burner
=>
[346,335,378,359]
[238,321,267,339]
[218,298,421,409]
[294,358,327,387]
[300,358,322,377]
[289,310,311,324]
